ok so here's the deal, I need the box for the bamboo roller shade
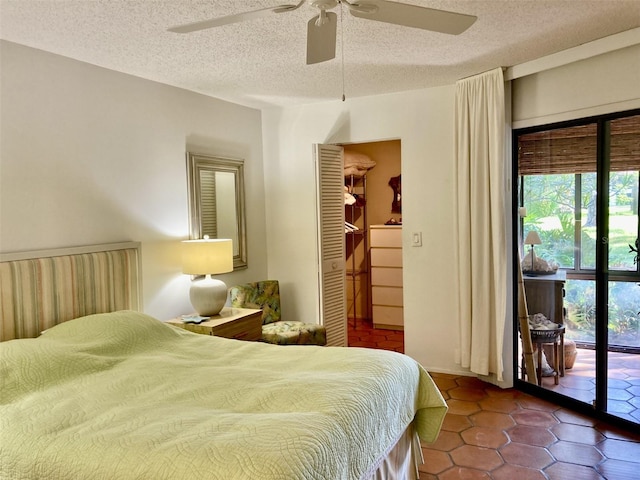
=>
[518,115,640,175]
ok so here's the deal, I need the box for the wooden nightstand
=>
[166,307,263,342]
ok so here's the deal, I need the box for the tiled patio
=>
[348,319,640,479]
[539,347,640,424]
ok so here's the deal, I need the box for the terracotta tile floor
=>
[347,318,404,353]
[348,319,640,479]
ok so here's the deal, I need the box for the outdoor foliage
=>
[565,280,640,347]
[522,172,640,349]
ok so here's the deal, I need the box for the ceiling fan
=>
[168,0,477,65]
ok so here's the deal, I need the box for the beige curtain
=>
[454,68,507,381]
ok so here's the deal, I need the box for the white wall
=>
[0,41,268,320]
[512,44,640,128]
[262,87,479,377]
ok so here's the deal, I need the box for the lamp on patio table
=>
[524,231,542,272]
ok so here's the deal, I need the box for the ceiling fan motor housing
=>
[310,0,339,10]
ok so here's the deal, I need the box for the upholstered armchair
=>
[228,280,327,346]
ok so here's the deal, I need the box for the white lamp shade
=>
[524,231,542,245]
[182,238,233,275]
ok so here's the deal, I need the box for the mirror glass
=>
[186,152,247,270]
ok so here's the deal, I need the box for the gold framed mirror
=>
[186,152,247,270]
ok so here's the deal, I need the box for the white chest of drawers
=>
[369,225,403,329]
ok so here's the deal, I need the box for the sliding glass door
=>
[514,111,640,428]
[602,116,640,423]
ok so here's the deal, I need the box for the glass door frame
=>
[512,109,640,431]
[595,117,609,414]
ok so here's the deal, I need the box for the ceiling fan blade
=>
[168,4,300,34]
[306,12,338,65]
[348,0,477,35]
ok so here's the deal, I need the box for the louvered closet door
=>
[314,144,347,346]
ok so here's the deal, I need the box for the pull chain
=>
[340,1,346,101]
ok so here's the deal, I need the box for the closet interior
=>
[343,140,403,331]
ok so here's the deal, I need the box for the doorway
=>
[514,110,640,429]
[342,140,403,348]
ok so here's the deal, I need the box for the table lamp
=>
[524,230,542,271]
[182,237,233,316]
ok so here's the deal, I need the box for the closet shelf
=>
[346,173,368,324]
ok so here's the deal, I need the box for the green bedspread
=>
[0,311,447,480]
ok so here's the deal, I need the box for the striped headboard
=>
[0,242,141,342]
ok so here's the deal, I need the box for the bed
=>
[0,243,447,480]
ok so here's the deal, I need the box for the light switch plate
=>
[412,232,422,247]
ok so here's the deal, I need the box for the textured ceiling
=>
[1,0,639,109]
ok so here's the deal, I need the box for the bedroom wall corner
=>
[261,86,485,377]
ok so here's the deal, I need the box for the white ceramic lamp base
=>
[189,275,227,317]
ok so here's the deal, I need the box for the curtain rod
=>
[457,67,506,83]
